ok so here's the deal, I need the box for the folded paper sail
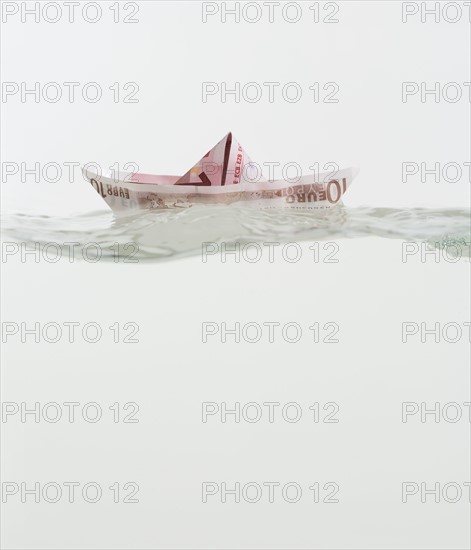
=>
[84,132,358,212]
[175,133,256,186]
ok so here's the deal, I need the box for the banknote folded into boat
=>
[83,132,358,212]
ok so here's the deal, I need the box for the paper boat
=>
[84,133,358,212]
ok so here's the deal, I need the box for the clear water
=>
[1,205,470,261]
[2,204,470,550]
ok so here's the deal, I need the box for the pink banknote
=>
[84,132,358,212]
[175,133,256,186]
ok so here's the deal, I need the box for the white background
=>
[1,2,470,549]
[1,0,470,214]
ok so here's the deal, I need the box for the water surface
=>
[1,205,470,261]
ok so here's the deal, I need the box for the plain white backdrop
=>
[1,0,470,214]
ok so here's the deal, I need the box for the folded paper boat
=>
[84,132,358,212]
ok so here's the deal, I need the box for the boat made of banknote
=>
[84,133,358,212]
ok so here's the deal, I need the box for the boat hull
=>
[83,167,358,213]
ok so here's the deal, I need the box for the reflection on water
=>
[1,205,470,262]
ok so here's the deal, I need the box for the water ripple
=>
[1,205,470,262]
